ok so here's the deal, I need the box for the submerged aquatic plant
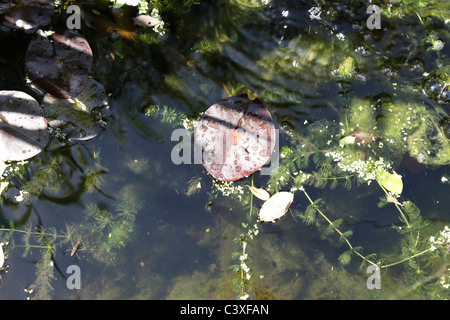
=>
[216,84,450,298]
[145,104,186,126]
[0,222,70,299]
[0,199,140,299]
[75,200,140,264]
[252,92,449,297]
[230,221,259,300]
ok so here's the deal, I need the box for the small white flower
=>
[126,0,139,6]
[308,6,322,20]
[432,40,444,51]
[336,33,345,41]
[15,190,30,203]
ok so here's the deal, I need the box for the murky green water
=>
[0,0,449,300]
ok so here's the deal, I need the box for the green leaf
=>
[338,230,353,245]
[376,169,403,195]
[326,219,343,235]
[339,135,356,148]
[338,250,352,265]
[300,203,317,225]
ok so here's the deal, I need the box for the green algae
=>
[337,56,356,80]
[345,93,450,167]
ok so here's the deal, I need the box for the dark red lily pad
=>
[194,95,275,182]
[25,29,93,99]
[0,0,55,33]
[0,90,49,161]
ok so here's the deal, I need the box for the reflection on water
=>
[0,0,449,299]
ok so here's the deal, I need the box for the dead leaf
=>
[258,191,294,223]
[246,185,270,201]
[386,194,404,206]
[0,243,4,269]
[133,15,162,28]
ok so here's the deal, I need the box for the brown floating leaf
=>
[0,242,4,269]
[194,94,275,182]
[0,90,49,161]
[386,194,404,206]
[258,191,294,223]
[246,185,270,201]
[349,130,377,147]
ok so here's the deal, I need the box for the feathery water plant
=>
[0,199,140,299]
[230,221,259,300]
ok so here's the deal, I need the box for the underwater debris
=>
[186,177,202,196]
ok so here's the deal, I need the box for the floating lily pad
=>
[0,90,49,161]
[43,78,109,142]
[194,95,275,182]
[26,29,93,99]
[0,0,55,32]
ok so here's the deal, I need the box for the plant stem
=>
[301,188,378,267]
[380,248,431,269]
[301,188,431,269]
[0,228,69,239]
[376,181,411,229]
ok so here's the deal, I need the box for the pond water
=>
[0,0,449,300]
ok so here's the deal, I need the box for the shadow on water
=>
[0,0,449,299]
